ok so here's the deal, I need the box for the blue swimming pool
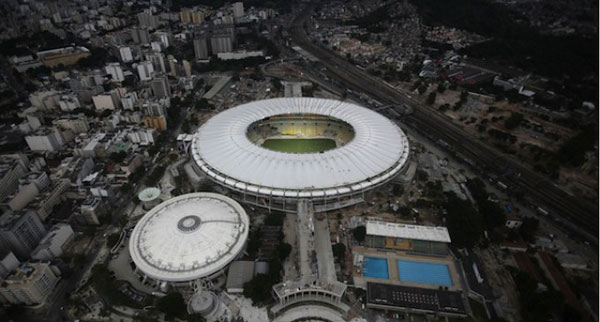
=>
[362,257,389,279]
[397,259,452,286]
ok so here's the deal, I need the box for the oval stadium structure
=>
[129,193,249,286]
[191,98,410,212]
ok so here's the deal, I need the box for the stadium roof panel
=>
[129,193,249,282]
[365,220,451,243]
[191,98,410,196]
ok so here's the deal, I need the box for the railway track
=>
[289,6,598,243]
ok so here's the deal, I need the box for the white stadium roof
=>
[129,193,249,282]
[191,98,410,197]
[365,220,451,243]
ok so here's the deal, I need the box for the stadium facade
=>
[191,98,410,212]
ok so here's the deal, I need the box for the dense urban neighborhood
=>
[0,1,597,322]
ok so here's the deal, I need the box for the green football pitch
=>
[261,138,337,153]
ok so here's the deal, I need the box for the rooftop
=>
[129,193,249,282]
[366,220,451,243]
[191,98,409,197]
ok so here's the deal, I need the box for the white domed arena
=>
[191,98,410,212]
[129,193,249,288]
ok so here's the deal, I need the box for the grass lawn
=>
[262,138,337,153]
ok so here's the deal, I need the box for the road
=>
[289,5,598,244]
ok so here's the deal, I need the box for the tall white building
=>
[54,117,90,134]
[0,262,59,305]
[137,9,159,29]
[137,61,154,81]
[147,52,167,73]
[150,77,171,98]
[31,224,74,260]
[194,37,209,60]
[233,2,244,18]
[131,27,151,44]
[0,210,47,259]
[182,60,192,78]
[210,33,234,54]
[105,62,125,82]
[119,47,133,62]
[25,129,64,152]
[156,31,171,48]
[121,92,138,110]
[0,154,29,202]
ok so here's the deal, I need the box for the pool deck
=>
[353,246,462,291]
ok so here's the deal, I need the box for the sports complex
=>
[190,97,411,212]
[128,193,249,289]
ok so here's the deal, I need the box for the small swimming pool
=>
[397,259,452,286]
[362,257,389,279]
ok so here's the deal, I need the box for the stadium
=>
[128,193,249,290]
[191,97,410,212]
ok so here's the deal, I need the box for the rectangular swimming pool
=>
[362,257,389,279]
[397,259,452,286]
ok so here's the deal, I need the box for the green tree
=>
[265,212,284,226]
[332,243,346,260]
[276,242,292,261]
[352,226,366,242]
[444,193,483,248]
[106,233,120,248]
[243,274,274,304]
[557,125,597,166]
[504,112,524,130]
[519,217,539,242]
[392,185,404,196]
[181,119,191,133]
[156,292,186,319]
[426,92,437,105]
[109,151,127,163]
[437,83,446,93]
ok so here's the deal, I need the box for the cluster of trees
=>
[444,193,484,248]
[488,128,517,144]
[155,292,187,320]
[557,125,597,167]
[504,112,524,130]
[89,265,143,308]
[346,4,390,33]
[411,0,598,84]
[512,271,572,322]
[109,151,128,163]
[465,178,506,229]
[144,164,166,186]
[352,226,366,243]
[452,91,469,110]
[332,243,346,261]
[243,212,291,305]
[77,47,111,69]
[426,92,436,105]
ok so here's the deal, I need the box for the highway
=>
[289,6,598,244]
